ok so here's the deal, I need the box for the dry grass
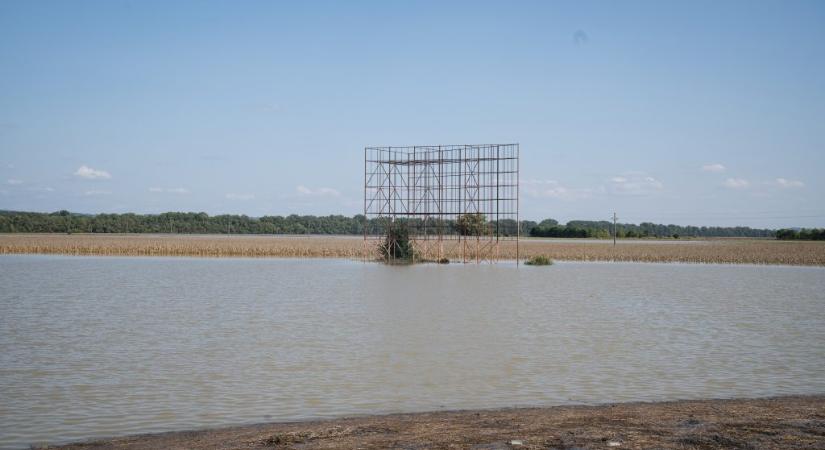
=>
[2,234,825,266]
[0,234,365,258]
[515,238,825,266]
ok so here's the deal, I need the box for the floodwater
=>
[1,255,824,449]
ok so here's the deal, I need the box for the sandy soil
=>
[2,234,825,265]
[45,396,825,449]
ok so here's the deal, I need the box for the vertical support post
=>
[364,147,367,262]
[436,146,440,260]
[476,146,481,264]
[516,143,520,266]
[496,145,500,263]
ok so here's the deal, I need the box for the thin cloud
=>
[701,163,726,173]
[607,174,663,195]
[75,165,111,180]
[521,179,595,201]
[149,187,190,194]
[6,178,23,185]
[296,185,341,197]
[258,103,281,113]
[773,178,803,189]
[723,178,750,189]
[84,190,111,196]
[225,193,254,200]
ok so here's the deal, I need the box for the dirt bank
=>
[3,234,825,265]
[46,395,825,449]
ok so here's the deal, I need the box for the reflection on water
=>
[1,255,824,449]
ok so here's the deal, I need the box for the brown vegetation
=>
[516,238,825,266]
[2,234,825,265]
[47,395,825,449]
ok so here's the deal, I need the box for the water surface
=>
[1,255,824,449]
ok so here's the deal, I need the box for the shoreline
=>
[2,233,825,266]
[5,252,825,271]
[45,395,825,449]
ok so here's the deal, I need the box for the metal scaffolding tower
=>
[364,144,519,263]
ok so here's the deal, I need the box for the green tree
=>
[456,213,487,236]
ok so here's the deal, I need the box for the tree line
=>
[0,210,367,234]
[0,209,794,239]
[523,218,776,239]
[775,228,825,241]
[0,210,519,236]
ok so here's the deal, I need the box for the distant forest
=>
[774,228,825,241]
[524,218,775,239]
[0,210,799,239]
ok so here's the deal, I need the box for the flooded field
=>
[1,255,824,449]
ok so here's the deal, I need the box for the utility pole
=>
[612,212,618,246]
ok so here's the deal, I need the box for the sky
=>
[1,1,824,228]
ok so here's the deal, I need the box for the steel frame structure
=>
[364,144,519,263]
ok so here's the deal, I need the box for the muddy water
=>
[1,255,824,449]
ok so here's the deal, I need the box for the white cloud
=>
[74,165,111,179]
[773,178,804,189]
[6,178,22,185]
[225,193,254,200]
[149,187,190,194]
[521,179,595,201]
[607,174,663,195]
[295,185,341,197]
[701,163,726,173]
[723,178,750,189]
[84,190,111,196]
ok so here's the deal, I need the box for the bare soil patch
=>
[46,396,825,449]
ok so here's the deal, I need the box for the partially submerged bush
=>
[524,255,553,266]
[378,221,416,262]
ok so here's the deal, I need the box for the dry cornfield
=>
[2,233,825,266]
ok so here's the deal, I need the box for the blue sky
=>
[1,1,823,227]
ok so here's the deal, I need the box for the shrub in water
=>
[524,255,553,266]
[378,221,416,262]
